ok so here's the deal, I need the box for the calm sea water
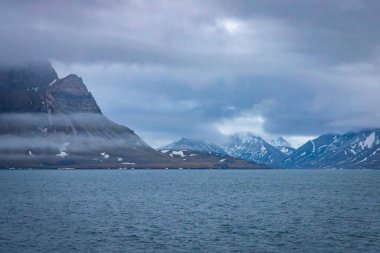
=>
[0,169,379,253]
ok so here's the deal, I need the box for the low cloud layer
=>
[1,0,380,147]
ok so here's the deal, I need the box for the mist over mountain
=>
[0,61,267,169]
[0,61,169,168]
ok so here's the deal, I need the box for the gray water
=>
[0,170,379,253]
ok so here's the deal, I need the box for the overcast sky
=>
[1,0,380,147]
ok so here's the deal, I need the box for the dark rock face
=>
[0,60,58,89]
[0,61,56,113]
[46,75,102,114]
[0,62,101,115]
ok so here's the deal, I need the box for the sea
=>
[0,169,379,253]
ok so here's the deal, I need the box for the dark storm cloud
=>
[1,0,380,146]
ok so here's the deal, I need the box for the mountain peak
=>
[49,74,90,96]
[224,133,286,165]
[268,136,292,148]
[161,137,227,155]
[46,74,102,114]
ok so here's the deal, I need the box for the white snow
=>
[122,162,136,165]
[28,150,34,156]
[171,151,185,157]
[310,140,316,153]
[219,159,226,162]
[56,142,70,158]
[100,152,110,159]
[48,79,57,86]
[355,157,368,164]
[56,151,68,158]
[117,157,123,162]
[371,148,380,156]
[161,150,170,153]
[363,132,376,149]
[189,154,198,157]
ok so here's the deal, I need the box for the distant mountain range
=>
[1,61,379,170]
[161,131,380,169]
[161,134,291,166]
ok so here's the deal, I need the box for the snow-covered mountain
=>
[283,129,380,169]
[267,136,295,155]
[268,136,292,148]
[160,137,227,155]
[222,133,286,166]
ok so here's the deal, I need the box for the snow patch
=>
[355,157,368,164]
[56,142,70,158]
[56,151,68,158]
[48,79,57,86]
[363,132,376,149]
[171,151,185,157]
[310,140,316,153]
[100,152,110,159]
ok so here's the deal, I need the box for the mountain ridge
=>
[160,137,228,155]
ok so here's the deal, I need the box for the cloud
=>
[1,0,380,147]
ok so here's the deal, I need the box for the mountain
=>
[0,60,170,168]
[283,129,380,169]
[222,133,286,166]
[160,137,227,155]
[268,136,295,155]
[268,136,292,148]
[159,149,268,169]
[0,61,266,170]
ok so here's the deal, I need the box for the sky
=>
[1,0,380,148]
